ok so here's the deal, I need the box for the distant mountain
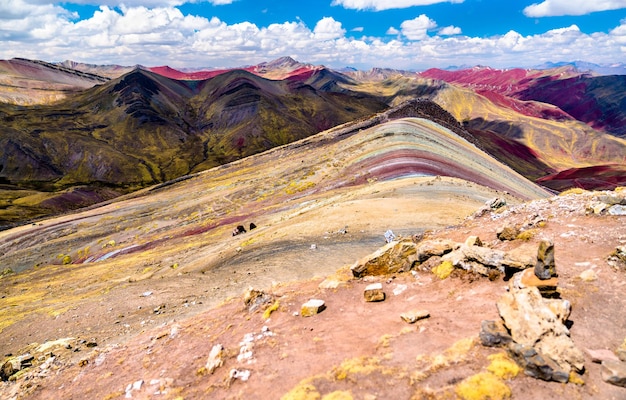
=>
[0,66,387,225]
[2,56,626,226]
[56,60,135,79]
[342,67,416,81]
[418,66,626,137]
[535,61,626,76]
[147,56,322,81]
[0,58,109,105]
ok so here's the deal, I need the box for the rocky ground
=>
[1,187,626,399]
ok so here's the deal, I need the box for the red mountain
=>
[418,66,626,137]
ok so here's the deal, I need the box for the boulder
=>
[351,239,456,277]
[497,287,569,346]
[364,283,385,302]
[502,242,538,272]
[443,245,505,272]
[601,360,626,388]
[301,299,326,317]
[351,240,417,277]
[496,286,584,378]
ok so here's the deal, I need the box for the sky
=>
[1,0,626,70]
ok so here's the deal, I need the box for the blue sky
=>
[1,0,626,70]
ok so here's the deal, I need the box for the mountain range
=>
[0,56,625,228]
[2,56,626,399]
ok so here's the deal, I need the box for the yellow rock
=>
[455,372,511,400]
[301,299,326,317]
[432,260,454,279]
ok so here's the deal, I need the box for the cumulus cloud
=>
[0,4,625,70]
[523,0,626,17]
[331,0,463,11]
[399,15,437,40]
[313,16,346,40]
[439,25,461,35]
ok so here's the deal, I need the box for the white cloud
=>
[523,0,626,17]
[351,27,364,32]
[313,16,345,40]
[438,25,461,35]
[399,15,437,40]
[331,0,463,11]
[0,4,625,70]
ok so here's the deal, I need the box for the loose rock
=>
[510,269,559,298]
[497,225,519,241]
[364,283,385,302]
[479,319,513,347]
[508,343,569,383]
[601,360,626,388]
[585,348,620,364]
[400,310,430,324]
[243,288,274,313]
[206,344,225,374]
[579,268,597,281]
[534,240,556,280]
[300,299,326,317]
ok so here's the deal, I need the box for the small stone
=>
[206,344,225,373]
[229,369,251,382]
[364,283,385,302]
[534,240,556,280]
[497,226,519,241]
[608,205,626,216]
[612,246,626,263]
[464,236,483,247]
[487,197,507,210]
[585,348,620,363]
[243,287,273,312]
[601,360,626,387]
[300,299,326,317]
[511,269,558,298]
[400,310,430,324]
[579,269,597,281]
[1,358,20,381]
[479,319,512,347]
